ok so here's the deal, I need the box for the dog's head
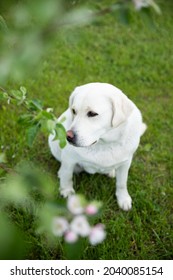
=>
[67,83,134,147]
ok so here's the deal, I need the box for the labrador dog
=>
[49,83,147,211]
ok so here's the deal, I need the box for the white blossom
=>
[52,217,69,237]
[133,0,150,10]
[70,215,91,237]
[67,195,84,215]
[46,107,53,113]
[133,0,161,14]
[89,224,106,245]
[51,196,106,246]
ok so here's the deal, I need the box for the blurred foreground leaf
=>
[0,213,27,260]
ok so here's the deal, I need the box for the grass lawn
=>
[0,0,173,259]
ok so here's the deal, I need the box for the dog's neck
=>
[100,121,128,145]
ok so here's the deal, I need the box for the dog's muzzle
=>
[66,130,98,147]
[66,130,76,145]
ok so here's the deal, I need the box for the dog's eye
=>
[87,111,98,117]
[72,108,76,115]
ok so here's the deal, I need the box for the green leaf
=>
[10,90,23,101]
[28,99,43,111]
[26,125,40,147]
[46,119,56,133]
[40,110,55,120]
[17,114,34,126]
[20,86,27,96]
[54,123,66,148]
[59,116,66,123]
[8,88,26,105]
[41,119,56,134]
[0,91,8,100]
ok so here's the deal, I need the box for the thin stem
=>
[0,86,33,113]
[0,163,16,174]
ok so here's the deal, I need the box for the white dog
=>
[49,83,147,211]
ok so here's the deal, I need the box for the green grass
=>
[0,0,173,259]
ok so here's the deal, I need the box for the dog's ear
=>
[110,92,134,127]
[69,87,80,107]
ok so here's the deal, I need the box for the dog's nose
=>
[66,130,76,144]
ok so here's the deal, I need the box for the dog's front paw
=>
[116,193,132,211]
[60,188,75,198]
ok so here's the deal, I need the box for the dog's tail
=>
[140,123,147,136]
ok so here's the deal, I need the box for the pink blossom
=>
[65,231,78,243]
[85,204,98,215]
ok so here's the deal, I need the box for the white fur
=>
[49,83,147,211]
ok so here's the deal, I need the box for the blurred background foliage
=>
[0,0,160,84]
